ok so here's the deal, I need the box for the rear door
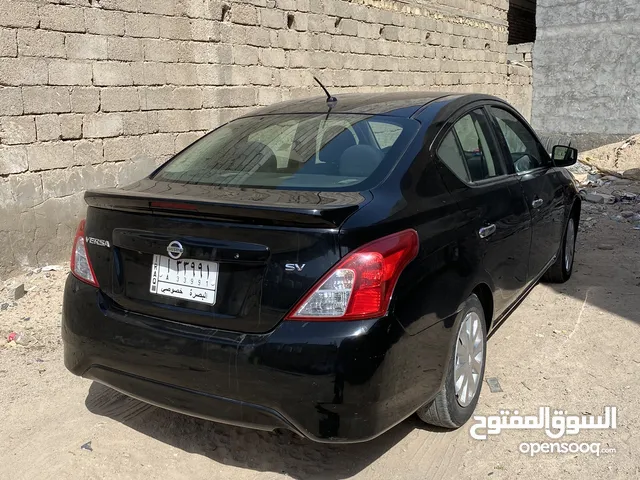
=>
[487,106,566,281]
[435,107,531,315]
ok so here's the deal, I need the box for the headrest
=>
[338,144,383,178]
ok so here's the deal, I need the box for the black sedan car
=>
[62,91,580,443]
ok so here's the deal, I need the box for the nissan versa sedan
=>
[62,92,581,443]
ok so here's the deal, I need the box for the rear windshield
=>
[152,113,419,191]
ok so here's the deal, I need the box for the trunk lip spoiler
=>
[84,188,373,228]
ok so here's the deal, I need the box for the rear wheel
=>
[543,215,577,283]
[417,294,487,428]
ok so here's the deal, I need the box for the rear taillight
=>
[70,219,99,287]
[286,229,419,321]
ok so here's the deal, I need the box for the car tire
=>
[542,214,577,283]
[416,294,487,429]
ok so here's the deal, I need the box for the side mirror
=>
[552,145,578,167]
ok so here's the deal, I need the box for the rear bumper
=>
[62,275,454,443]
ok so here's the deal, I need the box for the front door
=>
[488,106,566,281]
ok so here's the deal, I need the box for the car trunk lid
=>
[82,180,367,333]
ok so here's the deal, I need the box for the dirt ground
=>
[580,134,640,180]
[1,189,640,479]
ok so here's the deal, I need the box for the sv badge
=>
[285,263,306,272]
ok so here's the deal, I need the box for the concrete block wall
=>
[506,62,532,121]
[532,0,640,150]
[505,42,532,120]
[507,42,532,67]
[0,0,531,275]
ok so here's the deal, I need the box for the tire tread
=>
[416,382,457,428]
[542,257,565,282]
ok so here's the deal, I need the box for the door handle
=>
[479,224,496,239]
[532,198,544,208]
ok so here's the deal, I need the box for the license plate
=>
[149,254,218,305]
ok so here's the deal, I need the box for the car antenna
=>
[313,76,337,120]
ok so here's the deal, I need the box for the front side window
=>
[490,107,547,173]
[437,109,504,183]
[153,114,419,191]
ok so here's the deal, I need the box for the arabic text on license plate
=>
[149,254,218,305]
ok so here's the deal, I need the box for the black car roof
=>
[244,91,466,118]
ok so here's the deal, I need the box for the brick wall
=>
[505,42,532,119]
[0,0,531,275]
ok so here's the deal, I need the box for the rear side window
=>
[437,109,504,183]
[153,114,419,191]
[437,131,469,182]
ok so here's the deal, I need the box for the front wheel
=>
[543,215,577,283]
[417,294,487,428]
